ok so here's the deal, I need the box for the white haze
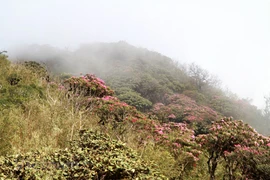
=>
[1,0,270,108]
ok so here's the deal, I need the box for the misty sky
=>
[1,0,270,108]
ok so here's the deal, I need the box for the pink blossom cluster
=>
[168,114,176,119]
[145,120,201,164]
[91,94,139,125]
[233,144,261,155]
[152,93,219,122]
[102,96,117,101]
[65,74,114,97]
[58,85,65,90]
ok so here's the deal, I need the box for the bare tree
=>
[188,62,220,91]
[0,50,7,54]
[263,95,270,120]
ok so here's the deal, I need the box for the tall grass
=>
[0,56,99,155]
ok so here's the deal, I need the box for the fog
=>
[1,0,270,108]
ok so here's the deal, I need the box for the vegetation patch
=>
[0,130,165,179]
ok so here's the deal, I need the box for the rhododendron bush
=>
[64,74,114,97]
[197,117,270,180]
[119,117,203,179]
[148,121,201,177]
[64,74,144,131]
[89,95,140,126]
[224,144,270,179]
[152,94,219,123]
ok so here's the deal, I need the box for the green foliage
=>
[22,61,48,78]
[192,120,211,135]
[133,74,174,103]
[116,87,152,111]
[0,54,10,67]
[0,59,48,109]
[0,82,45,109]
[0,130,165,179]
[210,95,236,117]
[0,55,11,86]
[183,90,206,104]
[59,73,72,81]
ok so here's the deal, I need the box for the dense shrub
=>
[90,96,139,125]
[152,94,219,123]
[64,74,114,97]
[116,87,152,111]
[22,61,48,79]
[0,130,165,179]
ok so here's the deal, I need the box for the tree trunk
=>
[207,152,219,180]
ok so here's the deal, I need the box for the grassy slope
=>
[0,55,99,155]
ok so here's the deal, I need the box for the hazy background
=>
[1,0,270,108]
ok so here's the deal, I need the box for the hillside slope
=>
[1,53,270,179]
[10,42,269,135]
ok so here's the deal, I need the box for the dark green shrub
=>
[23,61,48,78]
[116,87,152,111]
[6,73,22,86]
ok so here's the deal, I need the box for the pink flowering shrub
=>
[90,96,140,126]
[63,74,143,128]
[197,117,270,179]
[168,114,176,119]
[222,140,270,179]
[152,94,219,123]
[139,120,202,178]
[64,74,114,97]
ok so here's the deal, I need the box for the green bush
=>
[0,130,165,179]
[116,87,152,111]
